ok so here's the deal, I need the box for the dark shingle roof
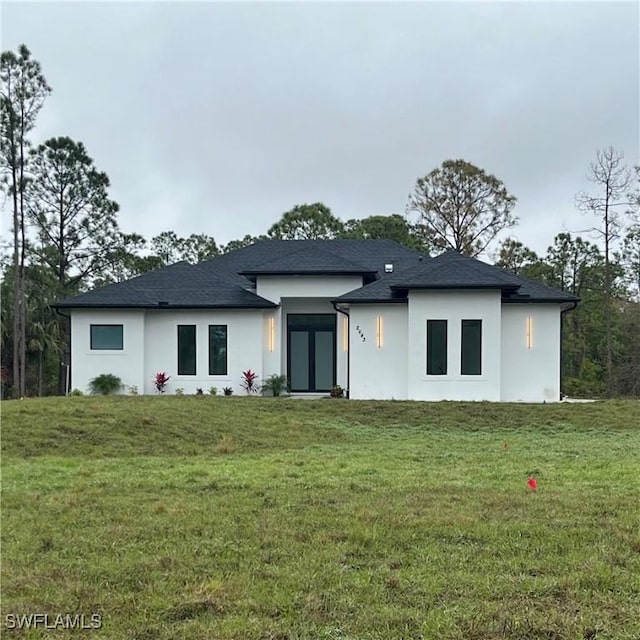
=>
[198,239,426,282]
[390,251,523,290]
[54,261,277,309]
[54,239,426,309]
[238,245,377,276]
[54,241,577,309]
[334,251,578,304]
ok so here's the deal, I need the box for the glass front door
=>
[287,315,336,392]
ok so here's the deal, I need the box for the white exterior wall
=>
[70,310,145,393]
[144,309,264,395]
[257,277,360,391]
[501,304,561,402]
[407,290,502,401]
[256,275,363,303]
[349,304,408,400]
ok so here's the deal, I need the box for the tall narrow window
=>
[209,325,228,375]
[426,320,447,375]
[461,319,482,375]
[177,325,196,375]
[90,324,123,350]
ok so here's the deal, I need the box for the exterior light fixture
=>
[268,316,275,352]
[342,316,348,352]
[526,316,533,349]
[376,315,383,348]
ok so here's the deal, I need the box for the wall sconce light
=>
[268,316,275,352]
[342,316,348,352]
[376,315,383,348]
[526,316,533,349]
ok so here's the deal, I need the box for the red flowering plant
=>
[154,371,171,394]
[240,369,259,394]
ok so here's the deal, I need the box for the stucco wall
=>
[256,275,363,303]
[70,309,145,393]
[349,304,408,400]
[407,290,502,401]
[501,304,561,402]
[143,309,264,395]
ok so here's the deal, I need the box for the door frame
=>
[286,313,337,392]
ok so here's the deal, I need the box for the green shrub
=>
[89,374,122,396]
[262,374,288,397]
[68,388,84,397]
[128,385,139,396]
[175,388,185,396]
[208,386,218,396]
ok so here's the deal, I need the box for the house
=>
[54,239,578,402]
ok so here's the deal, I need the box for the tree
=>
[406,159,517,257]
[91,233,163,287]
[1,45,51,397]
[221,234,266,254]
[576,147,637,394]
[180,233,220,263]
[28,137,121,293]
[494,237,545,278]
[340,214,429,253]
[149,231,219,265]
[267,203,344,240]
[27,137,121,393]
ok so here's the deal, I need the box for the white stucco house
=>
[55,239,578,402]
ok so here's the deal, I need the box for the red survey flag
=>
[527,476,538,491]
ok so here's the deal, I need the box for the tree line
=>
[1,45,639,398]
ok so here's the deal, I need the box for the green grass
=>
[2,397,639,639]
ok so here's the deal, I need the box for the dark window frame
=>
[90,324,123,350]
[426,319,448,375]
[286,314,337,392]
[208,325,228,376]
[461,319,482,376]
[177,325,197,376]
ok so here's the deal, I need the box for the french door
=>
[287,314,336,392]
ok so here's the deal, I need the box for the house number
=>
[355,325,366,342]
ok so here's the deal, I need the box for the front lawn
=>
[2,397,639,639]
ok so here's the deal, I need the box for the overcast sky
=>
[2,1,638,257]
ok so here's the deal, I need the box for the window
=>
[426,320,447,375]
[461,319,482,375]
[90,324,123,350]
[208,325,228,375]
[177,325,196,375]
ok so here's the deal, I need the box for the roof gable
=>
[334,251,579,304]
[389,251,522,291]
[238,245,376,276]
[54,239,427,309]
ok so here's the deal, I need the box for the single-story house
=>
[55,239,578,402]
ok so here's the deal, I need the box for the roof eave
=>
[239,269,376,276]
[330,297,407,304]
[389,284,520,291]
[52,302,277,310]
[502,297,580,304]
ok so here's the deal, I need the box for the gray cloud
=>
[2,1,638,256]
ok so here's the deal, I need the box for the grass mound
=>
[2,398,639,639]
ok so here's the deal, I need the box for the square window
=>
[90,324,123,350]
